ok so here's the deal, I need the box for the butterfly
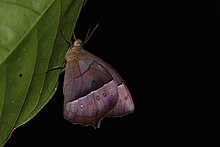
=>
[63,26,134,128]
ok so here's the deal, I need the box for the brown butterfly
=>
[63,26,134,128]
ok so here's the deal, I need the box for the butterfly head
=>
[73,39,83,49]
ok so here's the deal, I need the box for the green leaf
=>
[0,0,85,146]
[0,28,38,146]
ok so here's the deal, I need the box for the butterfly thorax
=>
[66,39,84,61]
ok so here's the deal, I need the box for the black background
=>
[5,0,220,146]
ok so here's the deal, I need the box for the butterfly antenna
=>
[73,33,77,40]
[84,25,92,43]
[61,31,72,46]
[84,23,99,44]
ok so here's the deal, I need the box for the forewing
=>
[83,50,135,117]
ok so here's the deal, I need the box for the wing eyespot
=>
[103,93,107,97]
[96,96,100,100]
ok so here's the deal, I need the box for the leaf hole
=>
[19,74,23,77]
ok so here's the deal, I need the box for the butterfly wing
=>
[84,51,135,117]
[63,48,134,128]
[63,49,118,128]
